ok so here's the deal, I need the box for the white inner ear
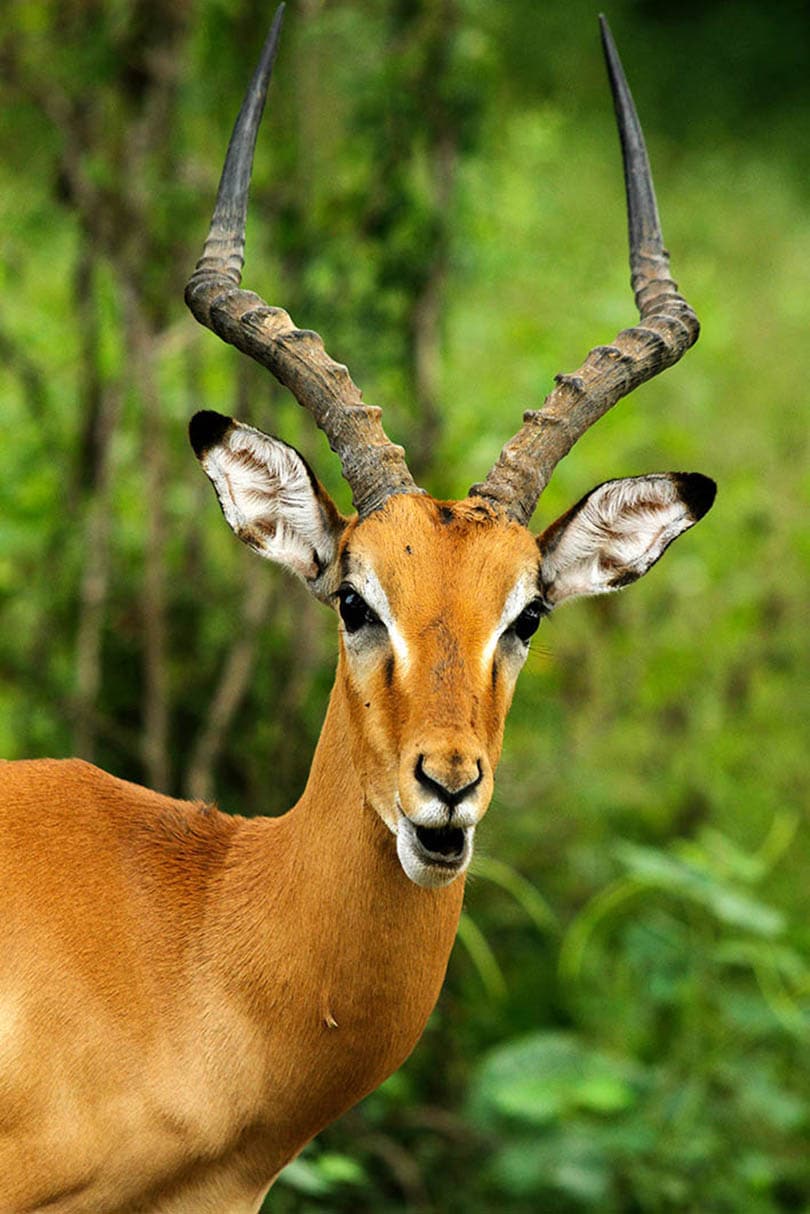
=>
[201,422,337,581]
[540,475,697,605]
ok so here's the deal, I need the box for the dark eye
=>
[511,598,547,643]
[338,586,381,634]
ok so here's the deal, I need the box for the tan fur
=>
[0,494,540,1212]
[338,496,540,828]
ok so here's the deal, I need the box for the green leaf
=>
[472,855,558,933]
[277,1157,333,1197]
[489,1130,610,1202]
[456,910,507,1000]
[277,1151,367,1197]
[469,1031,642,1130]
[615,841,785,937]
[316,1153,367,1187]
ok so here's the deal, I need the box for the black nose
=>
[414,755,482,809]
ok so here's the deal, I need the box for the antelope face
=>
[191,412,714,889]
[335,494,542,887]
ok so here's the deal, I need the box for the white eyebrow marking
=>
[481,577,536,669]
[356,568,410,669]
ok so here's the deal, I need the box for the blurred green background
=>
[1,0,808,1210]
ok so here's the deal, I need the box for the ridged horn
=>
[184,4,422,519]
[469,15,699,524]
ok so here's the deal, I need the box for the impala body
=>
[0,9,714,1212]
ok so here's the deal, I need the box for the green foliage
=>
[1,1,808,1210]
[276,1148,367,1200]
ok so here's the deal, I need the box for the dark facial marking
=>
[339,550,352,582]
[438,505,455,525]
[384,655,395,687]
[492,658,499,691]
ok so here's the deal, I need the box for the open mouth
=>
[414,824,466,864]
[396,813,474,888]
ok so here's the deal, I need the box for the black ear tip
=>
[189,410,233,457]
[674,472,717,521]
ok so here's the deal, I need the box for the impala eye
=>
[511,598,547,643]
[338,586,381,634]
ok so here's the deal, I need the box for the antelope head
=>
[185,8,714,889]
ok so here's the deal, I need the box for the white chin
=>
[396,816,474,889]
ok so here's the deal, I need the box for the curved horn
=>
[185,4,422,519]
[469,15,700,525]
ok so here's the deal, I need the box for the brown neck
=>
[216,675,465,1166]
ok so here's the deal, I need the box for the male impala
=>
[0,9,714,1212]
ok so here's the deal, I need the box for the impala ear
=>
[189,410,347,599]
[537,472,716,606]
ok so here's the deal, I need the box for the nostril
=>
[414,755,483,808]
[415,755,441,798]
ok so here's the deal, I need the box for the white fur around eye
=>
[540,474,699,604]
[349,568,410,669]
[201,422,337,581]
[480,576,538,669]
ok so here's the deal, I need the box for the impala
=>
[0,8,714,1212]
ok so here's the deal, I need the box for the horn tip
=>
[598,13,621,68]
